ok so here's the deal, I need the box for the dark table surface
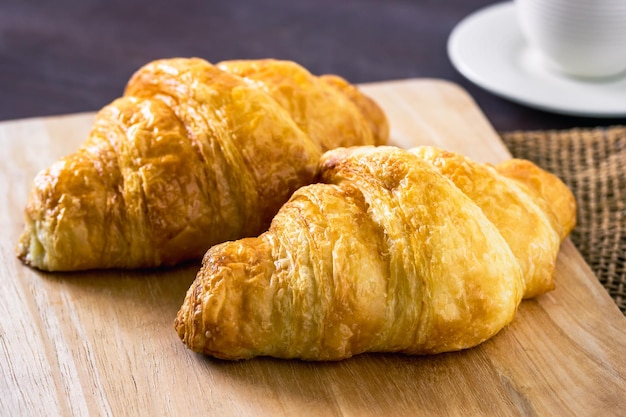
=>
[2,0,625,132]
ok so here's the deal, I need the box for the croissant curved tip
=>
[15,222,44,270]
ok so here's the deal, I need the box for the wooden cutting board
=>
[1,79,625,416]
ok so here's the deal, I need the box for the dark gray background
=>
[2,0,624,131]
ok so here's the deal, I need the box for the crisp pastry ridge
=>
[175,145,576,361]
[16,57,388,271]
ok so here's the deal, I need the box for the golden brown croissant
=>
[175,146,576,360]
[409,147,576,298]
[16,57,388,271]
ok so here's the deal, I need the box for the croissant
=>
[175,146,576,360]
[16,57,388,271]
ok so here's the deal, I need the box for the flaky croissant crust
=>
[175,146,576,361]
[16,58,388,271]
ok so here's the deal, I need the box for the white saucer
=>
[447,1,626,117]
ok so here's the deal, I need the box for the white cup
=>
[516,0,626,78]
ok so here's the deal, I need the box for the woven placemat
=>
[500,126,626,315]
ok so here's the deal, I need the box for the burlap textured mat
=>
[501,126,626,315]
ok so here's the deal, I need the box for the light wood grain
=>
[1,79,625,417]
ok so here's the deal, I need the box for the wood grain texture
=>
[1,79,625,417]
